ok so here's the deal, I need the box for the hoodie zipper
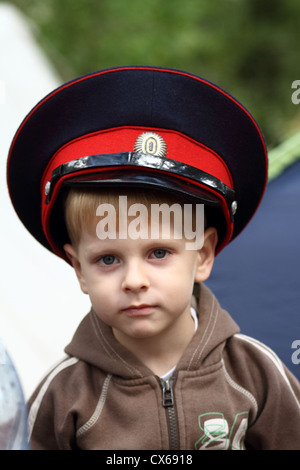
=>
[160,377,178,450]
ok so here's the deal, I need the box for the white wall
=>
[0,3,90,398]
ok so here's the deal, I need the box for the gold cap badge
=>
[134,132,167,158]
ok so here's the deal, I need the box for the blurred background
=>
[1,0,300,398]
[7,0,300,145]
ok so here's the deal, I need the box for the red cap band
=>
[41,126,234,198]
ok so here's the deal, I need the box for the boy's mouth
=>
[121,304,156,316]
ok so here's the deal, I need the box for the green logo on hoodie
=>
[194,411,248,450]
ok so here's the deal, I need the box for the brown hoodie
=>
[28,284,300,450]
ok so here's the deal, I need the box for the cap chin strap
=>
[44,152,237,216]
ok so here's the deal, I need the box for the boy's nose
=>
[121,260,150,293]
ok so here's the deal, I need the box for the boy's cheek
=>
[78,276,89,295]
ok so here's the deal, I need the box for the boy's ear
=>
[194,227,218,283]
[63,244,88,294]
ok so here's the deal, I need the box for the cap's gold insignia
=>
[134,132,167,157]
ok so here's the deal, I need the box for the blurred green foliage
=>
[5,0,300,147]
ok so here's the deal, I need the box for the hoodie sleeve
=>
[27,356,80,450]
[227,334,300,450]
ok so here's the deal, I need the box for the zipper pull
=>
[161,378,174,407]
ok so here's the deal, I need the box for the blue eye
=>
[99,255,117,265]
[152,249,167,259]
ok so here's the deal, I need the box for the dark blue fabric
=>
[207,159,300,379]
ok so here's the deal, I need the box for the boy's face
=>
[64,214,217,350]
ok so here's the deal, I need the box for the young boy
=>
[7,66,300,450]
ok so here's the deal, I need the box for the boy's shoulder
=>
[228,333,283,367]
[225,333,300,400]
